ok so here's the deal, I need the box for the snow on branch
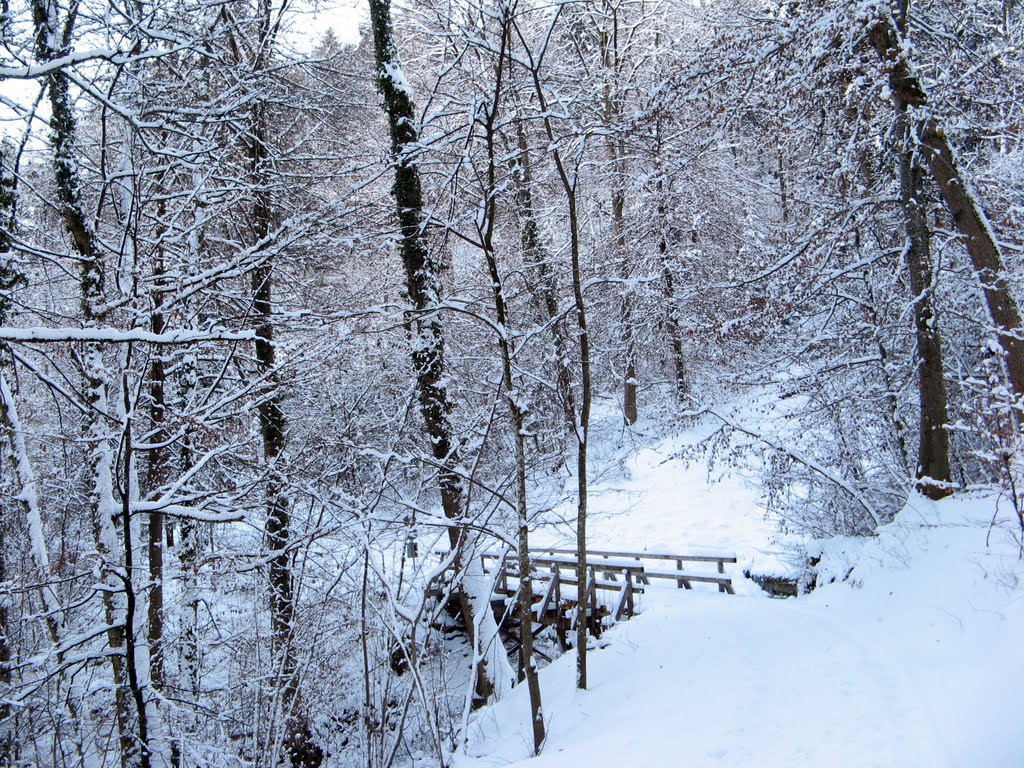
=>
[129,502,244,523]
[703,407,883,528]
[0,327,257,344]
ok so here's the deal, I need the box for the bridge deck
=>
[458,547,737,645]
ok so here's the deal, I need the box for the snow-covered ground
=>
[528,400,802,585]
[453,403,1024,768]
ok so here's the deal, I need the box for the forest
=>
[0,0,1022,766]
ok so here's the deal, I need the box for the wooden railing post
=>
[587,565,597,634]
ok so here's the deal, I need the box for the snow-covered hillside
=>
[454,411,1024,768]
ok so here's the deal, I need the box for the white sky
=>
[291,0,366,47]
[0,0,367,140]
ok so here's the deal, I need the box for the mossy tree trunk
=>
[367,0,495,705]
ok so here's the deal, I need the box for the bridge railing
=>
[483,548,737,595]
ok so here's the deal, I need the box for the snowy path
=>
[459,592,946,767]
[454,410,1024,768]
[530,414,801,587]
[457,508,1023,767]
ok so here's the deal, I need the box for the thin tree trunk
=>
[602,12,637,425]
[0,144,16,766]
[652,114,689,400]
[869,10,1024,398]
[517,18,593,686]
[367,0,496,705]
[477,8,544,751]
[31,3,146,763]
[245,5,319,759]
[483,161,546,756]
[510,119,577,426]
[176,159,208,714]
[118,382,153,768]
[656,203,689,400]
[146,198,169,693]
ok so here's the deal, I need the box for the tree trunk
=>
[521,35,593,689]
[898,121,952,498]
[602,12,637,426]
[477,9,544,750]
[869,10,1024,399]
[652,117,689,401]
[145,198,169,693]
[656,203,689,400]
[31,3,148,763]
[367,0,495,705]
[0,150,15,766]
[510,119,577,427]
[245,5,319,760]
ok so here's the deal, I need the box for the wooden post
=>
[587,566,597,635]
[625,570,634,617]
[718,559,726,594]
[676,558,684,589]
[551,563,560,609]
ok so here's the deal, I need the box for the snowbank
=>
[454,492,1024,767]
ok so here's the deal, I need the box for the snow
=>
[452,402,1024,768]
[530,401,800,587]
[0,325,256,344]
[383,61,416,102]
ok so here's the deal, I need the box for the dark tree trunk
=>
[247,38,320,768]
[367,0,493,704]
[0,146,13,766]
[898,123,952,498]
[869,11,1024,399]
[511,120,577,427]
[145,200,169,692]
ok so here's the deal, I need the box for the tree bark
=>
[477,8,544,751]
[31,3,148,764]
[652,110,689,401]
[0,145,16,767]
[898,121,952,498]
[145,197,169,693]
[367,0,494,705]
[656,200,689,400]
[245,4,319,762]
[601,10,637,426]
[510,118,577,427]
[517,17,593,687]
[869,11,1024,399]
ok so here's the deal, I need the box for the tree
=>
[868,5,1024,400]
[367,0,504,707]
[512,2,594,689]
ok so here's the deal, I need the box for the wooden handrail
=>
[531,547,737,565]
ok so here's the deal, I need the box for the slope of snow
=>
[454,404,1024,767]
[529,400,803,591]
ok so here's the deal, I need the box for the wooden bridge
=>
[439,546,737,648]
